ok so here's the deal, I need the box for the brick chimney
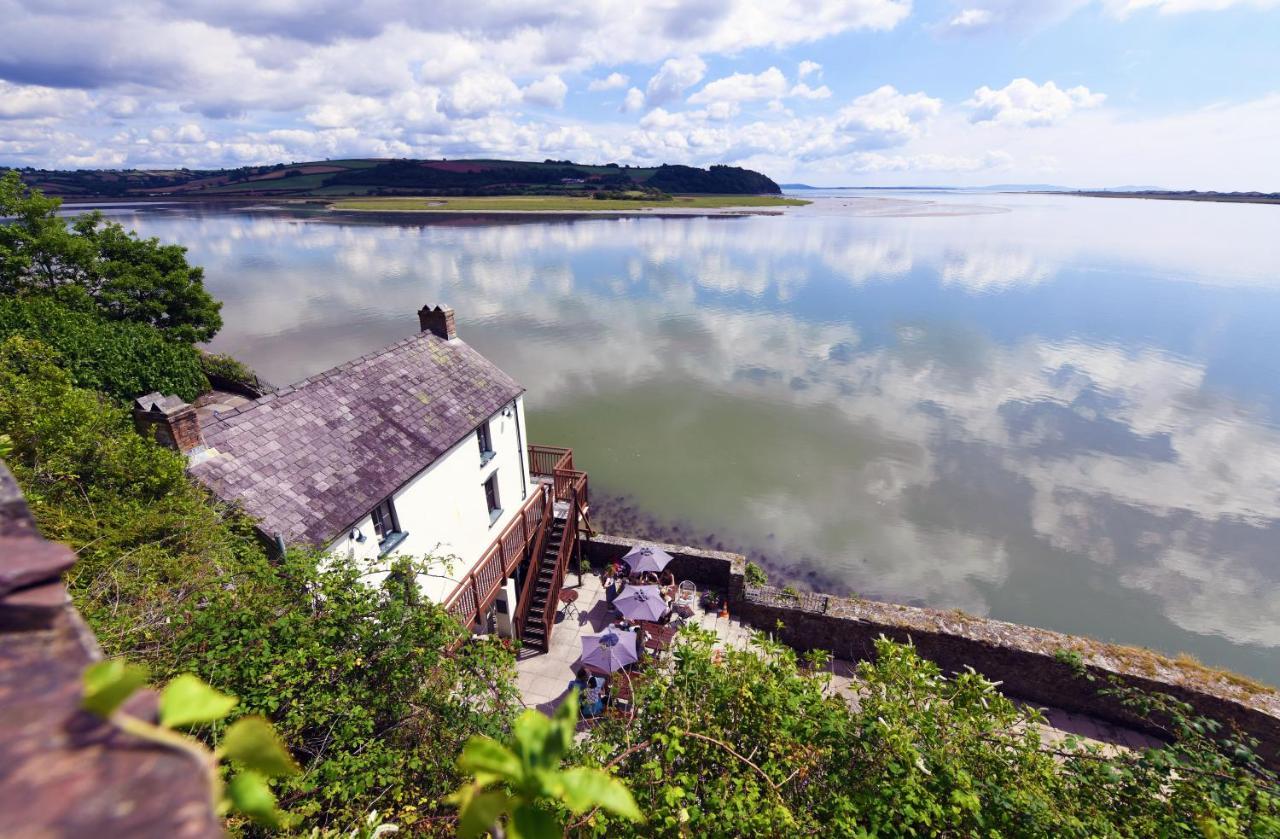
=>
[418,304,457,341]
[133,392,204,455]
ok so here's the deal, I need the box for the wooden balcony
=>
[442,444,588,635]
[528,444,588,512]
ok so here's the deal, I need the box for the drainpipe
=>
[274,533,287,558]
[512,398,528,501]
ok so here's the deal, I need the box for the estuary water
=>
[107,192,1280,684]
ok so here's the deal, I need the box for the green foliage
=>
[0,296,207,401]
[452,692,641,838]
[176,550,521,831]
[81,665,299,829]
[0,171,222,342]
[646,163,781,195]
[0,334,519,833]
[580,631,1280,838]
[200,351,262,390]
[82,659,150,717]
[744,561,768,588]
[160,674,239,728]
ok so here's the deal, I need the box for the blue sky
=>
[2,0,1278,188]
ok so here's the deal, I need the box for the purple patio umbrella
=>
[614,584,668,623]
[580,628,639,672]
[622,544,673,575]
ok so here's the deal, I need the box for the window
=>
[483,472,502,525]
[477,421,495,466]
[370,497,407,554]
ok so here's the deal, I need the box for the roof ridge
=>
[203,332,440,427]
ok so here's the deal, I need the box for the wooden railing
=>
[513,483,554,638]
[443,484,549,629]
[529,444,572,479]
[540,478,583,643]
[445,443,589,647]
[529,444,589,509]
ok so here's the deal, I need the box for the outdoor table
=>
[557,588,579,620]
[638,621,677,654]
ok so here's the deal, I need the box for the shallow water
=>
[108,193,1280,684]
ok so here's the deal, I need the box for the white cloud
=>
[790,83,833,100]
[688,67,788,105]
[832,85,943,147]
[948,7,996,28]
[621,86,645,113]
[968,78,1105,126]
[587,72,628,92]
[797,60,822,79]
[644,55,707,108]
[441,70,522,117]
[0,81,90,120]
[522,74,568,108]
[1106,0,1280,14]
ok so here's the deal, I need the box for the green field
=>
[330,194,810,212]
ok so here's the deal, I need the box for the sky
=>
[1,0,1278,188]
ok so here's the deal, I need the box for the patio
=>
[515,571,753,714]
[513,567,1160,754]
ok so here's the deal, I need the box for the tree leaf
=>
[508,802,561,839]
[158,674,237,729]
[512,709,551,768]
[560,767,643,821]
[458,789,510,839]
[82,659,149,717]
[226,770,283,828]
[221,716,299,777]
[458,736,523,782]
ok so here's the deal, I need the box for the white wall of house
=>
[327,395,531,603]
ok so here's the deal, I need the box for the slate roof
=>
[188,331,524,546]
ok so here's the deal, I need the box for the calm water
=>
[109,193,1280,684]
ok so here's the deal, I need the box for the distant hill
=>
[9,158,781,199]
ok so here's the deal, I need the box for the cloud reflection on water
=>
[125,196,1280,679]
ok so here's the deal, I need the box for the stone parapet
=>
[584,531,1280,767]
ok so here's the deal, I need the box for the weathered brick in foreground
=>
[0,461,221,838]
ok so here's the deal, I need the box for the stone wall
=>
[0,460,221,837]
[584,532,1280,767]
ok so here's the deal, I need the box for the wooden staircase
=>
[519,517,566,652]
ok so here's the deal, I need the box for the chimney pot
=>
[132,392,203,455]
[418,304,457,341]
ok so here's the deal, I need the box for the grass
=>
[329,194,811,212]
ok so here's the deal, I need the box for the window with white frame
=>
[477,420,495,466]
[370,496,406,553]
[483,472,502,524]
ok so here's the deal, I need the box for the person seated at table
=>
[660,570,676,590]
[615,617,636,631]
[582,675,605,717]
[568,668,588,696]
[641,571,659,585]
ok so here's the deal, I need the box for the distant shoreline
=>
[327,194,809,215]
[1053,191,1280,206]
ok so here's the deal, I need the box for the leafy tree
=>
[0,296,207,401]
[0,171,222,342]
[452,692,641,838]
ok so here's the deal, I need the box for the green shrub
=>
[0,297,207,402]
[200,351,262,390]
[745,561,768,587]
[582,631,1280,837]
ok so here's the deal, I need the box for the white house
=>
[133,305,579,644]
